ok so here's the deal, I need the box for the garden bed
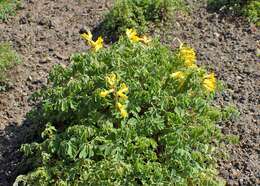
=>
[0,0,259,185]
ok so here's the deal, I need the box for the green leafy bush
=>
[208,0,260,26]
[0,0,19,20]
[15,35,236,185]
[98,0,185,41]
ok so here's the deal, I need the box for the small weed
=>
[0,42,20,90]
[225,135,240,144]
[208,0,260,26]
[97,0,185,41]
[0,0,19,20]
[243,1,260,26]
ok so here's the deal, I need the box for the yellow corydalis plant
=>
[126,28,140,42]
[170,71,186,88]
[126,28,151,44]
[99,73,117,98]
[170,71,185,79]
[173,37,197,68]
[99,73,129,118]
[179,45,197,68]
[139,35,151,44]
[203,73,216,92]
[117,83,129,100]
[81,31,103,52]
[100,89,114,98]
[116,102,128,118]
[106,73,117,88]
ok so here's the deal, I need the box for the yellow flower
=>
[126,28,141,42]
[120,109,128,118]
[126,29,151,44]
[203,73,216,92]
[99,89,114,98]
[92,37,103,52]
[100,90,110,97]
[81,31,93,41]
[81,31,103,52]
[116,102,128,118]
[139,35,151,44]
[105,73,117,87]
[170,71,185,79]
[117,83,129,100]
[179,46,196,67]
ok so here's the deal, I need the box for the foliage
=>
[208,0,244,9]
[15,34,236,185]
[0,42,20,90]
[98,0,185,41]
[0,0,19,20]
[208,0,260,26]
[243,1,260,26]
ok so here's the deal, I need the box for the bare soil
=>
[0,0,259,185]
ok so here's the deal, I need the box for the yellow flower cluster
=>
[117,83,129,100]
[116,103,128,118]
[170,41,217,92]
[170,71,186,88]
[171,70,216,92]
[203,73,216,92]
[126,29,151,44]
[106,73,117,88]
[179,45,197,68]
[81,31,103,52]
[99,73,129,118]
[170,71,185,79]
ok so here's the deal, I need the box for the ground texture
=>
[0,0,259,185]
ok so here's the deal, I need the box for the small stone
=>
[239,179,244,185]
[54,52,69,60]
[214,32,220,38]
[48,20,55,29]
[39,57,52,64]
[27,76,32,81]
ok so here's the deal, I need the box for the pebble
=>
[39,57,52,64]
[27,76,32,82]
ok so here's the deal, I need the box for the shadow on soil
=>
[206,0,248,23]
[0,108,44,186]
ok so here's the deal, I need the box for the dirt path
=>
[0,0,259,185]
